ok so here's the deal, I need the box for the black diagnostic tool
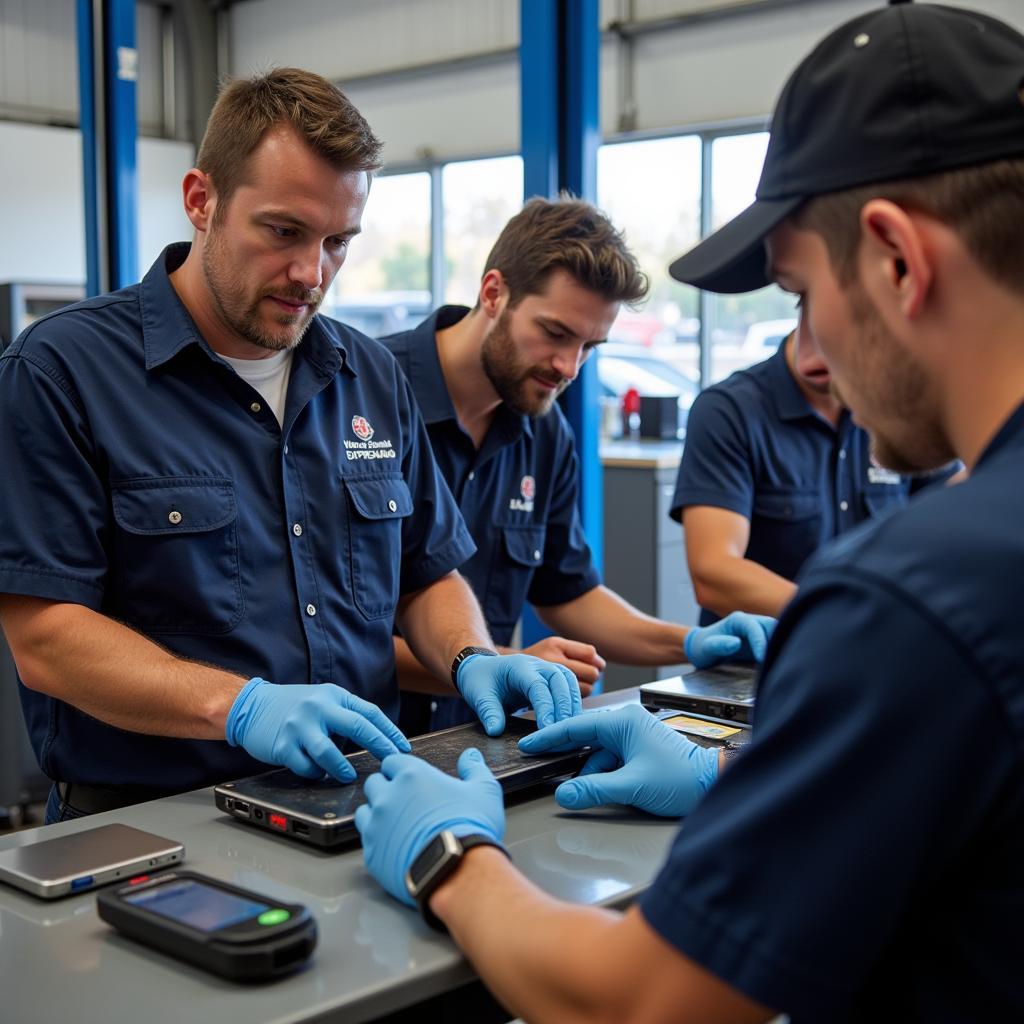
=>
[96,870,317,981]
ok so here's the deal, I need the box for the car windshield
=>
[596,356,680,397]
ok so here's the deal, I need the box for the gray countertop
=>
[0,692,680,1024]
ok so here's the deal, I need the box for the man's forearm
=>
[0,596,246,739]
[395,572,494,687]
[430,847,636,1024]
[536,585,685,666]
[429,846,770,1024]
[692,558,797,619]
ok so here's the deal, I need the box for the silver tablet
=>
[0,823,184,899]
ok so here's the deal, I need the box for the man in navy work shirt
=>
[381,197,776,733]
[674,313,956,623]
[0,69,581,825]
[353,6,1024,1021]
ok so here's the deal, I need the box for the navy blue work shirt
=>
[671,341,952,624]
[641,403,1024,1021]
[0,245,475,792]
[380,307,600,730]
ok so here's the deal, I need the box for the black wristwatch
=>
[406,830,509,932]
[450,645,498,691]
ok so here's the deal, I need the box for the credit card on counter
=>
[657,712,745,741]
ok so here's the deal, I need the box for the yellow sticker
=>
[661,714,743,740]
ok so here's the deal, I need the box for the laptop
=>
[638,664,759,725]
[214,717,590,848]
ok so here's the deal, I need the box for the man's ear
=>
[858,199,933,320]
[181,168,217,233]
[478,269,507,320]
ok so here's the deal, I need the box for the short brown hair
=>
[196,67,383,210]
[482,196,648,307]
[794,158,1024,294]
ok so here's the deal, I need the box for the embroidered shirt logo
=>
[509,474,536,513]
[867,465,901,485]
[344,415,396,460]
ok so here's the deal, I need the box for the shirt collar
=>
[403,305,533,440]
[140,243,352,377]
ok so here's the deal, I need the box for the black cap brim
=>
[669,195,804,294]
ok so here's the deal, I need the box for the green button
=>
[257,908,291,926]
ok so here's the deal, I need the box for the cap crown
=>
[758,4,1024,202]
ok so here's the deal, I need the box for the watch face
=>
[408,833,447,890]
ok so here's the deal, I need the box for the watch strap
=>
[412,831,508,932]
[450,645,499,691]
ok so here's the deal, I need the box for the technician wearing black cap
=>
[353,4,1024,1021]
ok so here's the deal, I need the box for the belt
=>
[56,781,178,815]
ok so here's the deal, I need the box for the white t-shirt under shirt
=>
[221,348,294,428]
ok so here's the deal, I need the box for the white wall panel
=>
[137,136,195,270]
[229,0,516,81]
[227,0,1024,162]
[345,56,519,166]
[0,121,192,285]
[0,0,78,121]
[0,121,83,282]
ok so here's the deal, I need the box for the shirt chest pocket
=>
[485,525,547,632]
[344,475,413,620]
[748,489,823,580]
[111,478,243,635]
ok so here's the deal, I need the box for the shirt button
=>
[250,401,262,413]
[292,523,303,537]
[168,510,182,525]
[305,603,317,617]
[284,444,289,455]
[387,499,398,513]
[533,549,541,561]
[467,471,475,481]
[839,449,847,460]
[840,500,849,511]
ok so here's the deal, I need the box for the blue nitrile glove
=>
[684,611,777,668]
[518,704,718,817]
[225,677,411,782]
[354,748,505,906]
[456,653,582,736]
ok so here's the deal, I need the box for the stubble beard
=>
[202,223,321,353]
[481,308,567,418]
[841,281,956,475]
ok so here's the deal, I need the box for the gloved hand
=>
[518,704,718,816]
[225,677,411,782]
[684,611,777,668]
[456,653,581,735]
[354,748,505,906]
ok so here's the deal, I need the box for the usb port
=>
[231,799,250,817]
[292,821,309,837]
[71,875,94,892]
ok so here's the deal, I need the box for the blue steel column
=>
[520,0,603,650]
[77,0,138,296]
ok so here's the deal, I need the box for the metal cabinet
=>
[601,441,699,691]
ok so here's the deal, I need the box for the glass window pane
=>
[598,136,702,383]
[443,156,524,306]
[708,132,797,382]
[326,171,432,338]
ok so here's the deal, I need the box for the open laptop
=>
[214,717,590,848]
[638,664,759,725]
